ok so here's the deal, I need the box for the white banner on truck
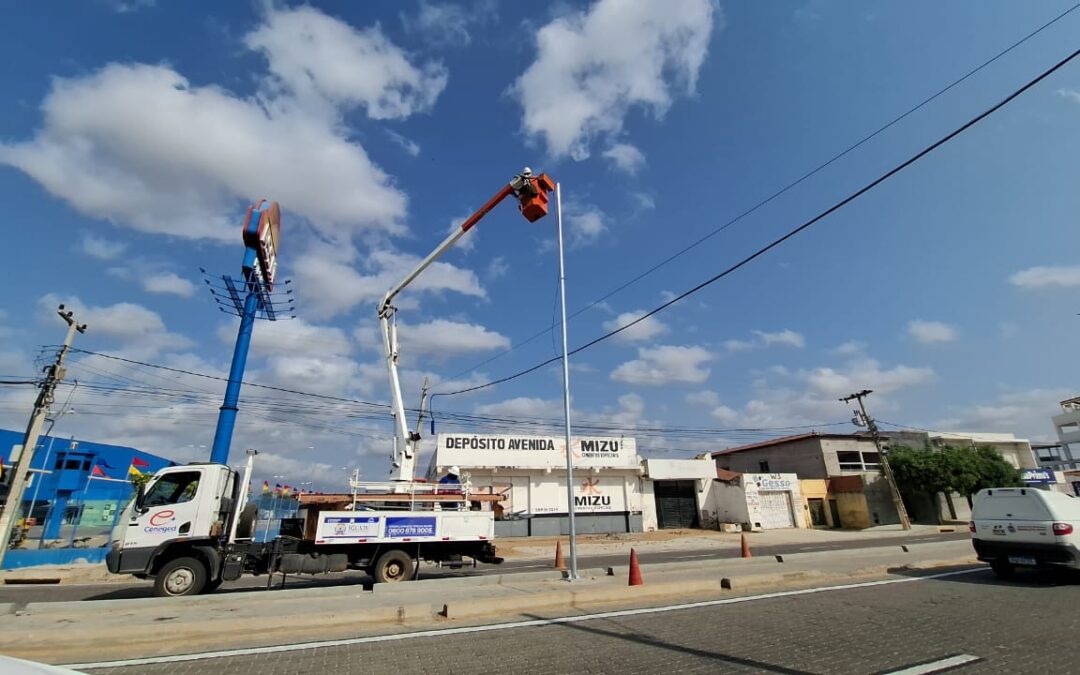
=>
[436,434,639,470]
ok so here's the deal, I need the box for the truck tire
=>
[154,556,208,597]
[990,559,1016,580]
[373,549,415,583]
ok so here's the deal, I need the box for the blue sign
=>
[1022,468,1057,485]
[385,517,437,538]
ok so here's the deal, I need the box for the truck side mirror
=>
[135,483,147,513]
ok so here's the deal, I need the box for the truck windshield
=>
[144,471,201,507]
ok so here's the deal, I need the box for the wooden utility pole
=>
[840,389,911,530]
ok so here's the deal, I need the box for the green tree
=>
[883,443,1024,519]
[971,445,1023,492]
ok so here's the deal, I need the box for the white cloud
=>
[401,0,497,47]
[38,293,191,357]
[603,309,668,343]
[219,318,353,358]
[246,6,447,120]
[294,244,486,319]
[831,340,866,356]
[602,142,646,174]
[566,203,608,247]
[143,272,195,297]
[685,390,721,407]
[709,404,741,426]
[511,0,718,159]
[933,387,1069,442]
[397,319,510,361]
[724,329,805,352]
[611,344,714,386]
[907,319,957,345]
[80,233,127,260]
[1057,88,1080,105]
[385,129,421,156]
[486,256,509,281]
[1009,265,1080,289]
[2,5,435,244]
[753,329,805,349]
[804,358,935,398]
[474,396,562,419]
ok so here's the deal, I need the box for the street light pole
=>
[555,182,579,581]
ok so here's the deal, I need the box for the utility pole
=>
[840,389,911,530]
[0,305,86,567]
[555,182,579,580]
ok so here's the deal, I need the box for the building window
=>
[837,451,881,471]
[759,460,770,473]
[54,454,65,470]
[81,459,91,471]
[64,459,81,471]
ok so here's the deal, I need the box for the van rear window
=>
[974,490,1052,520]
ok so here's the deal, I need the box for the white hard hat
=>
[449,466,460,475]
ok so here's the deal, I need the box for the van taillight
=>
[968,521,976,533]
[1053,522,1073,535]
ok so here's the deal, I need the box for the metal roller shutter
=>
[758,490,794,529]
[654,480,699,529]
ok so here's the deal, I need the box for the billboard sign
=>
[528,475,629,514]
[1021,468,1057,485]
[242,201,281,291]
[436,434,639,470]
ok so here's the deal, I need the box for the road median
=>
[0,540,979,665]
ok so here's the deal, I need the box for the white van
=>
[970,487,1080,578]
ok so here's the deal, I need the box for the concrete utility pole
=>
[0,306,86,567]
[555,182,579,581]
[840,389,911,530]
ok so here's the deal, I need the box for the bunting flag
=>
[262,480,270,494]
[91,465,107,478]
[131,456,151,469]
[281,485,291,497]
[128,465,143,480]
[274,483,282,496]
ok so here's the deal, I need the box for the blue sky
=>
[3,0,1080,489]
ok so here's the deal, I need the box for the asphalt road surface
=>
[80,564,1080,674]
[0,531,969,604]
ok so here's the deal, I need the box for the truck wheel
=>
[373,550,415,583]
[154,556,208,597]
[990,559,1016,580]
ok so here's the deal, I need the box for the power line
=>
[436,44,1080,397]
[440,4,1080,384]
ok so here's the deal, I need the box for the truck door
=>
[125,469,205,548]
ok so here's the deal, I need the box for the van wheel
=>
[373,550,415,583]
[990,560,1015,580]
[154,556,208,597]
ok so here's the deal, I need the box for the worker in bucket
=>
[438,466,463,510]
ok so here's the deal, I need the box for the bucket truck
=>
[104,169,555,596]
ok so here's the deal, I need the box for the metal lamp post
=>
[555,183,579,581]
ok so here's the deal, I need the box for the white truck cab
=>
[970,487,1080,578]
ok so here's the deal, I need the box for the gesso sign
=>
[437,434,638,469]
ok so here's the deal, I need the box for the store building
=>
[431,433,647,536]
[0,428,173,549]
[641,457,717,530]
[711,470,805,530]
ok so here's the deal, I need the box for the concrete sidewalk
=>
[0,539,979,665]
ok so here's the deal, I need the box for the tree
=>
[883,443,1023,518]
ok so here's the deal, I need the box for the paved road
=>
[81,565,1080,674]
[0,531,968,604]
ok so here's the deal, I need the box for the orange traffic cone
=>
[628,548,643,586]
[554,540,567,571]
[740,533,752,559]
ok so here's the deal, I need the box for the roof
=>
[711,432,865,458]
[715,468,741,481]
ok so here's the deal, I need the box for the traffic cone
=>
[628,548,643,586]
[554,540,567,571]
[740,533,752,559]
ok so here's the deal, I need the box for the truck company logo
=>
[144,509,178,534]
[149,510,175,526]
[386,517,437,538]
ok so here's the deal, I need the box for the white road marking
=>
[884,654,981,674]
[66,567,983,671]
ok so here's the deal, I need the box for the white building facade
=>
[432,433,647,536]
